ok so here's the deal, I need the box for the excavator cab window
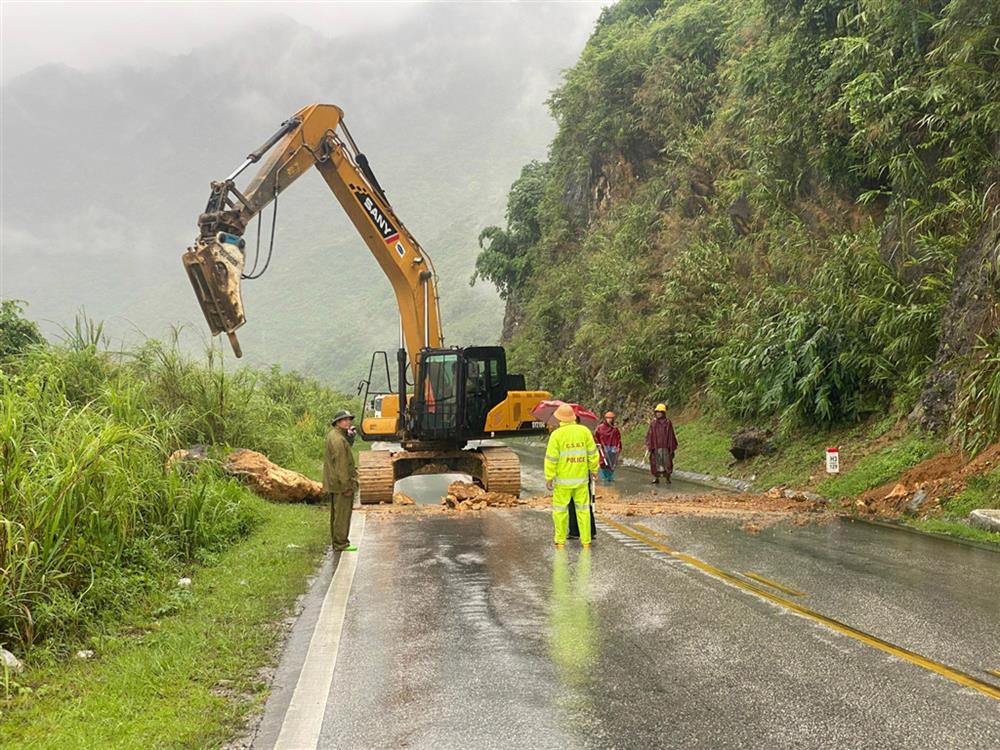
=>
[462,347,510,434]
[414,351,460,438]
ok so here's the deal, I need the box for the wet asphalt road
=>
[255,509,1000,749]
[253,445,1000,749]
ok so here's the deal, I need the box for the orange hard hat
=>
[553,403,577,423]
[604,411,616,419]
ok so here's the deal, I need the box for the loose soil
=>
[366,443,1000,531]
[366,483,827,535]
[857,442,1000,517]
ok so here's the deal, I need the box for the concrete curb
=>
[617,457,753,492]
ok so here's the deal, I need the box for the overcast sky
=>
[0,0,607,82]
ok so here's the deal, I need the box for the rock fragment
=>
[393,492,416,506]
[886,483,909,499]
[969,509,1000,533]
[905,489,931,516]
[1,647,23,674]
[730,427,774,461]
[166,445,209,473]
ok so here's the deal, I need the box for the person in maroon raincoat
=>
[595,411,622,483]
[645,403,677,484]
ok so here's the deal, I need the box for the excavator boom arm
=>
[184,103,444,367]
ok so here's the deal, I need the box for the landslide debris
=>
[854,442,1000,517]
[525,486,825,518]
[393,492,416,506]
[441,481,526,511]
[224,449,324,503]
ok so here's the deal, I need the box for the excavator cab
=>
[409,346,531,442]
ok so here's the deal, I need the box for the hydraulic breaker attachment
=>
[182,232,247,357]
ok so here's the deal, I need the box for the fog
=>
[0,1,606,387]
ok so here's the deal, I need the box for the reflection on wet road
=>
[256,508,1000,749]
[548,548,595,694]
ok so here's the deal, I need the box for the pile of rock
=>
[441,481,525,511]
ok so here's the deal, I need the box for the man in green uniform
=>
[545,403,599,548]
[324,409,359,552]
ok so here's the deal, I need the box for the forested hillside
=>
[476,0,999,450]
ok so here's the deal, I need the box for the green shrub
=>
[0,300,44,360]
[0,331,353,656]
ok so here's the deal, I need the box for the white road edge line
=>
[273,512,366,750]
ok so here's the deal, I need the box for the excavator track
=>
[358,450,395,504]
[478,446,522,497]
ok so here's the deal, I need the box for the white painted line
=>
[273,512,366,750]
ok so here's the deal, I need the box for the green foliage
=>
[707,231,944,429]
[480,0,999,445]
[954,332,1000,455]
[471,161,550,299]
[0,301,44,360]
[816,433,944,498]
[0,502,330,748]
[0,329,354,656]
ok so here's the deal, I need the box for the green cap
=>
[331,409,355,425]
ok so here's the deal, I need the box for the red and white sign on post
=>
[826,447,840,474]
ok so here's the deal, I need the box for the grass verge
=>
[908,469,1000,545]
[0,497,329,750]
[620,412,945,495]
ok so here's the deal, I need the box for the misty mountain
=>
[1,6,594,387]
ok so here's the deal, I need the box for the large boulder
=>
[224,449,324,503]
[730,427,774,462]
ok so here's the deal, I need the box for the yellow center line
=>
[599,514,1000,702]
[741,572,806,597]
[988,670,1000,680]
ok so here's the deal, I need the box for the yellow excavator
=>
[182,103,549,502]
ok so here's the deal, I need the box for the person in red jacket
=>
[595,411,622,483]
[645,403,678,484]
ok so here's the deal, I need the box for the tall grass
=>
[0,327,354,656]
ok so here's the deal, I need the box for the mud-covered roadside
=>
[363,481,830,535]
[853,443,1000,518]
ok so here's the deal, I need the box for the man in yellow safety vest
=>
[544,403,600,548]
